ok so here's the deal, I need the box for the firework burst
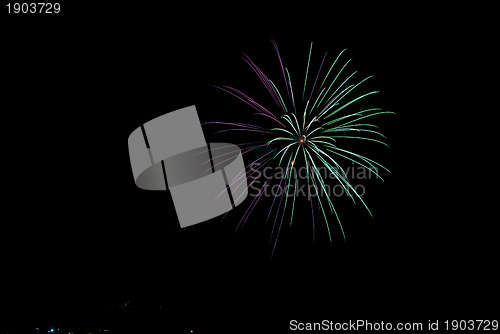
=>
[206,40,394,255]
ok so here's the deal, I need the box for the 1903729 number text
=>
[443,319,498,331]
[6,3,60,14]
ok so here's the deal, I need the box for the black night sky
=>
[1,3,497,334]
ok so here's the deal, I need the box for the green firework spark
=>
[209,40,395,254]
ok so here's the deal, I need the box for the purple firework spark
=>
[205,39,394,255]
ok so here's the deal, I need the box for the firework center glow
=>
[299,135,307,145]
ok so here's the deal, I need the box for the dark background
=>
[1,2,496,333]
